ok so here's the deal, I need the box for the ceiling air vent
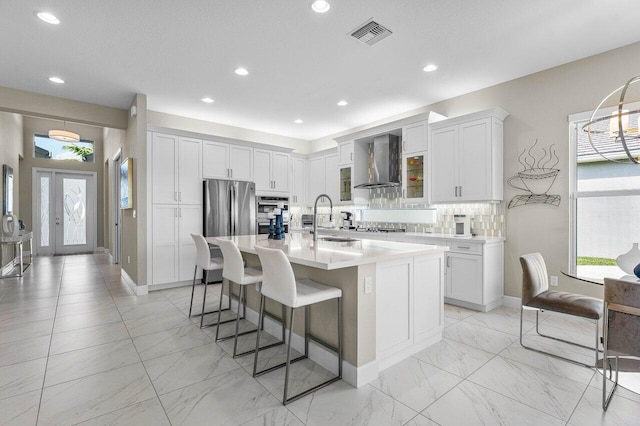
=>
[350,20,392,46]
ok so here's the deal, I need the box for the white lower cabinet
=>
[376,253,444,364]
[444,241,504,312]
[152,204,202,286]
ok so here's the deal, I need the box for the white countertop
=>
[313,228,505,244]
[208,233,448,270]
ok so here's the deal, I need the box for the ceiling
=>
[2,1,639,141]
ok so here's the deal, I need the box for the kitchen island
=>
[208,233,448,387]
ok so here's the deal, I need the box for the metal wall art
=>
[508,139,561,208]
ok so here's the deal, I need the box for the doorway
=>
[33,169,97,255]
[113,151,122,264]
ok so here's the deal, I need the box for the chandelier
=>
[49,121,80,143]
[582,76,640,163]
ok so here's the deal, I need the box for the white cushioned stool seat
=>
[242,266,263,285]
[205,257,224,271]
[293,278,342,308]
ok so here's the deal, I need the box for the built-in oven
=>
[256,195,290,235]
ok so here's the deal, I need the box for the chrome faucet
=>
[312,194,333,241]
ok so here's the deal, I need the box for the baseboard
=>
[502,295,521,308]
[444,297,503,312]
[121,269,148,296]
[94,247,106,253]
[148,281,199,291]
[222,294,377,388]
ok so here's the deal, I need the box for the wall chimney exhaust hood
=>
[354,134,401,189]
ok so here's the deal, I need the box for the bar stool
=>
[213,238,286,358]
[189,234,229,329]
[253,245,342,405]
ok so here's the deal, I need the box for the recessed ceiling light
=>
[201,97,214,103]
[48,77,65,84]
[234,67,249,76]
[337,100,348,106]
[294,119,304,124]
[36,12,60,25]
[423,64,438,72]
[311,0,331,13]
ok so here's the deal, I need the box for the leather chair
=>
[519,253,603,367]
[602,277,640,410]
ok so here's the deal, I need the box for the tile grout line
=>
[35,257,70,426]
[109,280,174,426]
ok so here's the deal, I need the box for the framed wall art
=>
[120,158,133,209]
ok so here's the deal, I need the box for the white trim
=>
[567,100,640,123]
[1,257,19,275]
[31,168,98,256]
[147,127,294,154]
[121,268,148,296]
[146,131,152,289]
[444,297,503,312]
[94,246,105,253]
[335,112,430,143]
[502,295,521,308]
[148,281,193,291]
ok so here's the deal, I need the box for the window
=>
[570,103,640,280]
[34,134,94,163]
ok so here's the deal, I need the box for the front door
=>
[34,169,96,255]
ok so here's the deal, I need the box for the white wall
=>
[0,112,23,269]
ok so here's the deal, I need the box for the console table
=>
[0,232,33,278]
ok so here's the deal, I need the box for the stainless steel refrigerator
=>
[203,179,256,281]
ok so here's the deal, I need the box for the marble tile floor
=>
[0,253,639,425]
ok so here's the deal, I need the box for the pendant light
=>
[49,121,80,142]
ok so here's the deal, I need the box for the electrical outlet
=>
[133,210,136,219]
[550,275,558,286]
[127,256,131,264]
[364,277,373,294]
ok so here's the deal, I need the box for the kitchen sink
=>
[320,237,360,243]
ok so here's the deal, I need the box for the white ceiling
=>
[2,0,639,141]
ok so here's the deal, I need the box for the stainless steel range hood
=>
[354,134,401,189]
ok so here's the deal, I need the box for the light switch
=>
[133,210,137,219]
[550,275,558,286]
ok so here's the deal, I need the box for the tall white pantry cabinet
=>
[150,133,203,286]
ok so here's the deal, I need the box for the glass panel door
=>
[405,155,425,200]
[34,170,54,255]
[340,166,352,202]
[55,173,94,254]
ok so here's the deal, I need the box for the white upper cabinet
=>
[203,140,253,181]
[306,156,326,202]
[338,140,354,165]
[202,140,230,180]
[253,149,272,192]
[402,121,427,154]
[152,133,179,204]
[429,108,508,203]
[229,145,253,181]
[253,149,290,193]
[178,137,203,205]
[152,133,202,205]
[290,157,306,204]
[324,153,339,203]
[271,152,290,193]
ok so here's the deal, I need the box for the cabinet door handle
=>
[175,208,178,218]
[454,186,458,197]
[174,191,178,201]
[350,152,353,161]
[457,246,470,249]
[403,141,406,151]
[230,169,233,178]
[447,256,451,267]
[179,191,182,201]
[459,186,462,197]
[403,189,406,198]
[179,208,182,217]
